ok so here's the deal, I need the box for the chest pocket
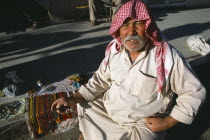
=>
[130,70,157,100]
[110,66,128,86]
[110,56,130,86]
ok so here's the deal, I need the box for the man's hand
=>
[51,97,74,114]
[146,116,178,133]
[51,91,86,114]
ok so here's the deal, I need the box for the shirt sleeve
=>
[169,52,206,124]
[78,59,111,101]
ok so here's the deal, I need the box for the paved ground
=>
[0,7,210,140]
[1,7,210,83]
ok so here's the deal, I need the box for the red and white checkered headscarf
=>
[104,0,173,99]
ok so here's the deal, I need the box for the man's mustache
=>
[123,35,143,44]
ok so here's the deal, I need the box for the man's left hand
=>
[146,116,178,133]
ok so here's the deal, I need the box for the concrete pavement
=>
[1,7,210,83]
[0,7,210,140]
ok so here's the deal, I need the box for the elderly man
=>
[51,0,206,139]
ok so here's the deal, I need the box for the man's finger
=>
[56,108,62,114]
[56,102,63,110]
[51,100,58,111]
[56,106,68,114]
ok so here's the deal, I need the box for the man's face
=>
[119,18,149,52]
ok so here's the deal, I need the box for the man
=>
[89,0,123,26]
[51,0,206,139]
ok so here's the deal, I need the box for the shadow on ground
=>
[0,26,110,59]
[152,7,209,22]
[0,43,107,90]
[0,25,111,90]
[163,22,210,41]
[151,8,210,42]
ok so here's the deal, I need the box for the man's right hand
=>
[51,97,74,114]
[51,91,86,114]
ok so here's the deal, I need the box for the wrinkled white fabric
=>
[187,35,210,56]
[77,96,165,140]
[78,45,206,139]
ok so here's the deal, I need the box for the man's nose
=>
[128,24,137,36]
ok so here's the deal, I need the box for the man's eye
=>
[122,23,129,26]
[135,22,144,25]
